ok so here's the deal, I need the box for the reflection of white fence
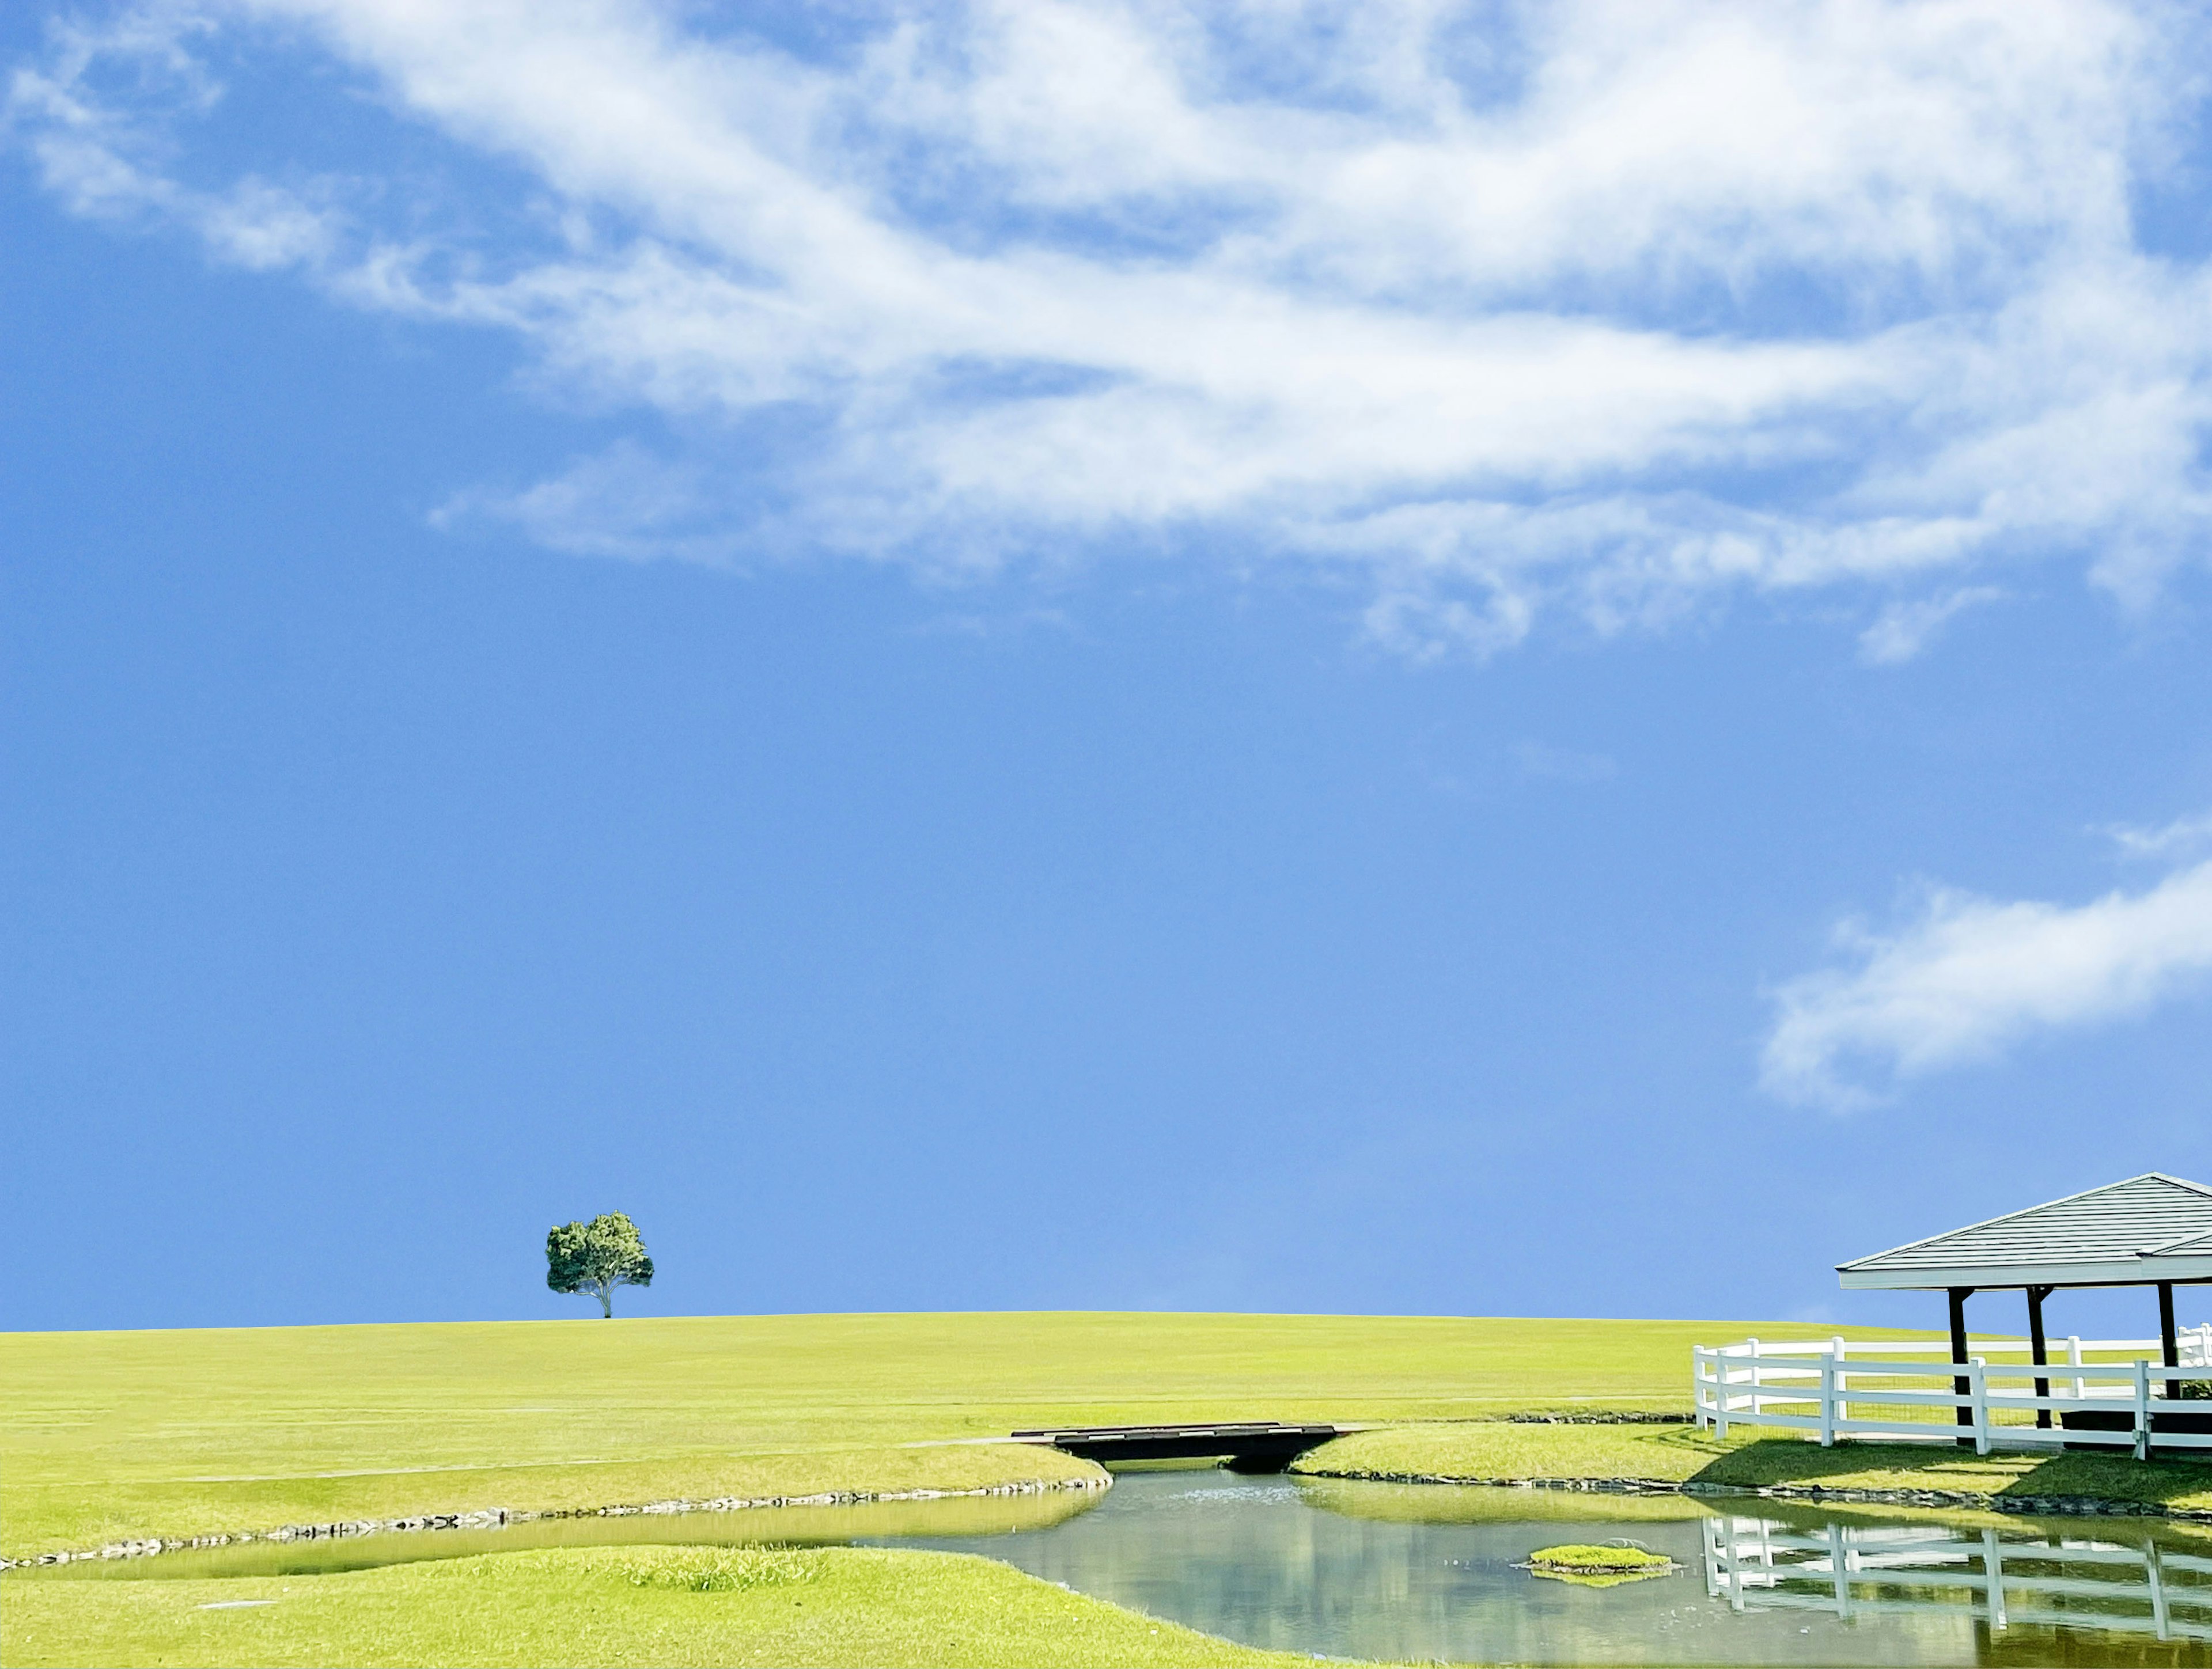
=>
[1693,1331,2212,1457]
[1703,1514,2212,1643]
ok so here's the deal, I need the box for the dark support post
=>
[2162,1281,2181,1403]
[2028,1285,2054,1429]
[1950,1287,1975,1444]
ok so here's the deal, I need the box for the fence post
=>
[1971,1357,1990,1456]
[2069,1336,2084,1402]
[1714,1348,1730,1439]
[1820,1351,1836,1447]
[2135,1358,2153,1461]
[1832,1334,1849,1431]
[1745,1338,1760,1417]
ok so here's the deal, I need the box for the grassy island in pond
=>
[1525,1543,1673,1573]
[1521,1542,1678,1588]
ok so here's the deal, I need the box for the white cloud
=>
[10,0,2212,645]
[430,441,724,564]
[1762,855,2212,1107]
[5,15,346,267]
[2110,808,2212,861]
[1858,585,2005,663]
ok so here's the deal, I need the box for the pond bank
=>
[0,1450,1108,1572]
[1294,1420,2212,1524]
[39,1470,2212,1667]
[39,1417,2212,1571]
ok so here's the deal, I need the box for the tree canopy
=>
[545,1212,654,1318]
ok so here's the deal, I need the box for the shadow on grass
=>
[1691,1437,2212,1508]
[1690,1439,1998,1493]
[1998,1450,2212,1506]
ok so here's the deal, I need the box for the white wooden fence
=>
[1703,1513,2212,1643]
[1694,1330,2212,1458]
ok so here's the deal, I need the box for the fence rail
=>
[1693,1329,2212,1457]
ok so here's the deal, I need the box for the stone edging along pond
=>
[1297,1467,2212,1525]
[0,1473,1111,1572]
[26,1461,2212,1573]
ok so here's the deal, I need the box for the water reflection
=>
[1705,1512,2212,1648]
[892,1473,2212,1666]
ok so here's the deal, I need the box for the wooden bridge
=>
[1009,1421,1350,1473]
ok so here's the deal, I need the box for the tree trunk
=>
[599,1285,612,1319]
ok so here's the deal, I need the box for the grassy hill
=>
[1,1311,1931,1560]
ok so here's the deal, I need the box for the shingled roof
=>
[1837,1174,2212,1290]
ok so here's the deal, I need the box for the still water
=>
[30,1468,2212,1665]
[889,1470,2212,1666]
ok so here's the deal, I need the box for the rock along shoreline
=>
[0,1473,1111,1572]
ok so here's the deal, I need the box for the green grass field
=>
[2,1544,1308,1668]
[1,1310,1927,1560]
[11,1310,2006,1669]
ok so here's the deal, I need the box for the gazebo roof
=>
[1838,1173,2212,1290]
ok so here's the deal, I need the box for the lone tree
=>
[546,1212,654,1318]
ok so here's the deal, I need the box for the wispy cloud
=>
[2109,808,2212,861]
[12,1,2212,650]
[1762,850,2212,1107]
[1858,586,2005,664]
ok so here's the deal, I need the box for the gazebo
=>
[1838,1173,2212,1433]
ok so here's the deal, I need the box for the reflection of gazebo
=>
[1839,1174,2212,1433]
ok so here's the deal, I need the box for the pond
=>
[895,1472,2212,1666]
[26,1469,2212,1666]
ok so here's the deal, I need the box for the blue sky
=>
[6,1,2212,1341]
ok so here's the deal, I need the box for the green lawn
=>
[1,1544,1308,1668]
[2,1311,1922,1560]
[44,1312,2212,1669]
[1296,1418,1751,1485]
[1296,1421,2212,1512]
